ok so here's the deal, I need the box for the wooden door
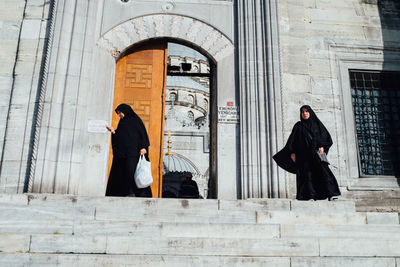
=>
[109,43,168,198]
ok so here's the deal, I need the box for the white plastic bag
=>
[134,155,153,188]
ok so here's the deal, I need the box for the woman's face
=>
[116,111,125,119]
[301,108,310,120]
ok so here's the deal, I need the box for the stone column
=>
[237,0,287,198]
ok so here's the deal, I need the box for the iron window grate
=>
[349,70,400,176]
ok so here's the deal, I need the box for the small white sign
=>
[218,106,239,123]
[88,120,108,133]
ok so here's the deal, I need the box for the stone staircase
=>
[0,194,399,266]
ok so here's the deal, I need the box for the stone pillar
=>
[0,0,51,193]
[237,0,287,198]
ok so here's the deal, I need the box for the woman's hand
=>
[290,153,296,163]
[106,125,115,134]
[140,148,147,155]
[318,147,324,154]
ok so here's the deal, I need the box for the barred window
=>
[350,70,400,176]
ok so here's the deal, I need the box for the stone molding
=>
[327,39,400,190]
[24,0,58,193]
[97,14,234,62]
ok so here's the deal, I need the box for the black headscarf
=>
[112,104,150,158]
[299,105,332,153]
[115,103,138,119]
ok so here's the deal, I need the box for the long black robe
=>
[273,105,340,200]
[106,104,152,197]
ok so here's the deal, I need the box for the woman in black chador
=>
[273,105,340,201]
[105,103,152,197]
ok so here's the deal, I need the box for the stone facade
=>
[0,0,399,200]
[278,0,400,198]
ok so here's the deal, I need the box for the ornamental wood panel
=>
[109,43,168,198]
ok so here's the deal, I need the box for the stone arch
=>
[95,14,236,199]
[97,14,234,62]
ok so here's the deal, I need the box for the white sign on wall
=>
[88,120,108,133]
[218,106,239,124]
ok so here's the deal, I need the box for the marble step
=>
[280,223,400,239]
[1,220,399,240]
[0,194,356,213]
[2,234,400,257]
[0,203,375,226]
[0,254,397,267]
[0,234,315,256]
[0,221,280,239]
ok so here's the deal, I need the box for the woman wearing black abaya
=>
[273,105,340,201]
[105,104,152,197]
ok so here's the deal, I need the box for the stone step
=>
[0,194,356,213]
[291,257,397,267]
[256,210,367,225]
[0,254,291,267]
[2,234,319,256]
[281,224,400,239]
[1,219,399,240]
[0,220,280,238]
[0,204,367,226]
[2,234,400,257]
[0,254,397,267]
[0,193,399,265]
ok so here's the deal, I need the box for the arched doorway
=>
[109,40,216,198]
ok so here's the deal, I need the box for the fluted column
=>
[237,0,286,198]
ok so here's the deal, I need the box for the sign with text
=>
[218,106,239,124]
[88,120,108,133]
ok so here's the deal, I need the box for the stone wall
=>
[0,0,50,193]
[21,0,237,198]
[278,0,400,198]
[1,0,399,199]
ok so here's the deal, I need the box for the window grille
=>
[349,70,400,176]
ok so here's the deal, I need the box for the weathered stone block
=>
[291,257,396,267]
[0,21,21,40]
[283,74,311,94]
[283,55,309,75]
[2,140,24,161]
[309,8,364,24]
[15,59,36,76]
[320,238,400,256]
[219,198,291,211]
[95,207,256,224]
[79,197,219,211]
[106,236,319,256]
[257,210,366,225]
[0,254,291,267]
[73,221,162,237]
[161,222,280,239]
[366,212,399,224]
[0,1,25,21]
[309,58,332,78]
[0,234,30,253]
[25,4,46,19]
[290,199,356,212]
[281,224,400,239]
[311,77,337,95]
[20,19,41,40]
[0,57,16,76]
[0,220,73,235]
[30,235,107,254]
[0,194,27,206]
